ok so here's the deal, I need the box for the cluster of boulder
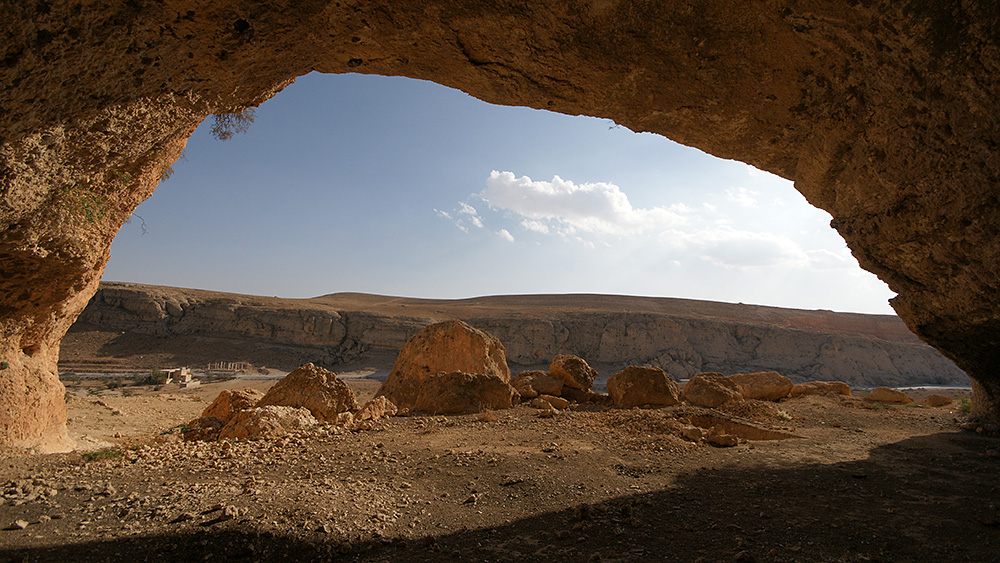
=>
[185,320,951,443]
[184,363,396,441]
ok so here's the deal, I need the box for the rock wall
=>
[2,1,999,447]
[72,283,966,389]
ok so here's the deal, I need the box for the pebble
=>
[13,519,29,530]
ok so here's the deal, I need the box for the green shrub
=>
[81,448,120,462]
[958,397,972,415]
[0,361,8,370]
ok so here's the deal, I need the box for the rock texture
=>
[549,355,598,391]
[790,381,853,397]
[865,387,913,404]
[257,364,359,422]
[218,406,317,441]
[729,372,794,402]
[201,389,265,423]
[683,373,744,408]
[376,321,510,411]
[412,371,519,415]
[607,366,681,409]
[3,2,1000,446]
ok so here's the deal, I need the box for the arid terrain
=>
[2,373,995,562]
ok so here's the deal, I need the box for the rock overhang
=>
[2,0,999,448]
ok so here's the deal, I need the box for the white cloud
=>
[436,202,483,232]
[663,227,810,270]
[496,229,515,242]
[521,219,550,234]
[725,186,758,207]
[480,170,689,237]
[458,202,484,228]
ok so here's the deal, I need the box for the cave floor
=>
[1,384,997,562]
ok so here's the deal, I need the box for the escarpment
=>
[2,2,1000,448]
[66,283,967,389]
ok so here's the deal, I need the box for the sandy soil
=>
[1,377,996,562]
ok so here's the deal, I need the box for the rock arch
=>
[2,1,998,450]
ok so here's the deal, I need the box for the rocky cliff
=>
[3,1,999,448]
[67,283,967,388]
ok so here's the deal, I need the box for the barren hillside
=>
[60,283,967,388]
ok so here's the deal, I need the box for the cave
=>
[1,1,999,450]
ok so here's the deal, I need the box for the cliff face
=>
[2,1,999,448]
[69,283,966,389]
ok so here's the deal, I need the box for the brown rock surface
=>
[412,371,519,415]
[201,389,265,423]
[257,364,359,422]
[511,370,563,400]
[549,355,598,391]
[924,394,953,407]
[376,321,510,411]
[355,396,398,422]
[683,373,744,408]
[790,381,853,397]
[607,366,681,409]
[218,406,318,441]
[3,2,1000,446]
[865,387,913,404]
[729,372,794,402]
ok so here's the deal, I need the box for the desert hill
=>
[60,282,968,387]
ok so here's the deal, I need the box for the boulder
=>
[257,363,359,422]
[218,406,317,440]
[536,394,571,410]
[549,355,598,391]
[789,381,853,397]
[865,387,913,404]
[201,389,265,422]
[607,366,681,408]
[682,372,744,408]
[412,371,519,415]
[376,321,510,410]
[728,372,793,401]
[680,426,704,442]
[511,370,563,400]
[182,416,225,442]
[924,394,954,407]
[530,397,556,411]
[356,396,398,422]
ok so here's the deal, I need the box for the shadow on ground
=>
[3,431,998,562]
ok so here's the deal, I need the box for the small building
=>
[164,367,198,388]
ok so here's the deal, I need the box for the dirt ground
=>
[1,378,996,562]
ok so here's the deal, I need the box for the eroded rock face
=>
[376,321,510,411]
[257,363,359,422]
[412,371,519,415]
[607,366,681,409]
[2,2,1000,447]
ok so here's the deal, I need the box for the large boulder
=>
[201,389,265,422]
[682,372,743,408]
[218,406,318,441]
[549,355,598,391]
[376,321,510,410]
[728,372,793,401]
[412,371,519,415]
[865,387,913,404]
[257,363,359,422]
[182,416,225,442]
[790,381,853,397]
[924,394,954,407]
[607,366,681,408]
[511,370,564,400]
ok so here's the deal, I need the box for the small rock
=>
[13,519,29,530]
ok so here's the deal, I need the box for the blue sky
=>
[104,72,897,314]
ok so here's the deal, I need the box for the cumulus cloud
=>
[480,170,689,237]
[725,186,759,207]
[496,229,515,242]
[436,202,484,232]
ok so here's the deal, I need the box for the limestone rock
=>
[182,416,225,442]
[790,381,853,397]
[356,396,398,422]
[530,397,556,411]
[257,363,359,422]
[683,373,744,408]
[728,372,793,401]
[607,366,681,408]
[536,394,570,410]
[201,389,264,423]
[680,426,704,442]
[412,371,519,415]
[218,406,317,441]
[865,387,912,404]
[511,370,563,400]
[924,394,953,407]
[549,355,597,391]
[376,321,510,410]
